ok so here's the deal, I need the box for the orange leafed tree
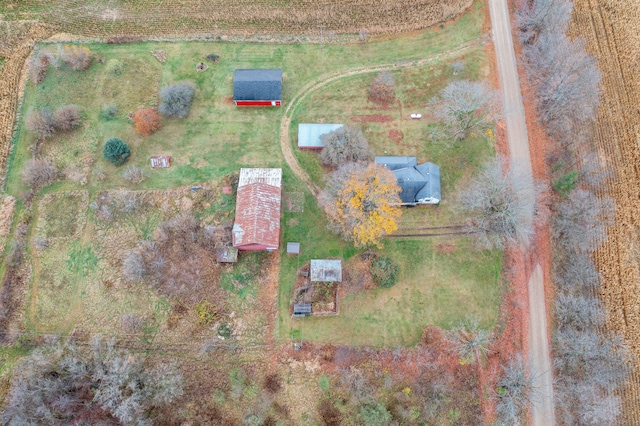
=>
[319,163,402,248]
[133,108,162,136]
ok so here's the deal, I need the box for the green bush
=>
[553,170,579,197]
[370,256,399,288]
[106,59,125,76]
[103,137,130,166]
[359,401,392,426]
[158,82,195,118]
[101,104,118,120]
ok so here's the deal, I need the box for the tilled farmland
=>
[2,0,473,37]
[571,0,640,422]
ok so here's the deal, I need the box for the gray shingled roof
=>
[374,156,418,171]
[233,69,282,101]
[375,156,441,204]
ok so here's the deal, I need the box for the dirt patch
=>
[388,128,403,144]
[435,241,456,253]
[351,114,394,123]
[342,254,376,293]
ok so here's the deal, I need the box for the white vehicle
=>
[410,113,422,119]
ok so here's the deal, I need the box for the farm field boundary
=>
[1,0,473,37]
[571,0,640,421]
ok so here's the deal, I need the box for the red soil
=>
[350,114,394,123]
[388,129,403,145]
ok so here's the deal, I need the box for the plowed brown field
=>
[571,0,640,422]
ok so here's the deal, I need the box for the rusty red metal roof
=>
[232,168,282,249]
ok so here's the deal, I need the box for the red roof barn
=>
[232,168,282,251]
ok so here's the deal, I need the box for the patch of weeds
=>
[553,170,579,197]
[370,255,399,288]
[66,242,99,277]
[318,375,331,393]
[229,368,249,399]
[219,252,265,299]
[195,300,218,324]
[213,389,226,405]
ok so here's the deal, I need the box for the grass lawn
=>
[286,238,502,347]
[2,1,497,347]
[278,174,503,347]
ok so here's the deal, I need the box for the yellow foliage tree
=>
[320,163,402,248]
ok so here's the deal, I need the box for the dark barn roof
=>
[293,303,312,317]
[375,156,441,205]
[233,69,282,101]
[374,156,417,171]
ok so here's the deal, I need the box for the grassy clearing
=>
[278,15,500,346]
[6,1,491,350]
[6,2,484,198]
[278,184,503,347]
[290,46,493,228]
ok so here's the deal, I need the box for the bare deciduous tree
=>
[2,337,183,425]
[554,292,605,331]
[554,328,629,388]
[21,158,58,190]
[53,104,81,131]
[369,71,396,104]
[448,316,492,365]
[553,251,601,293]
[61,45,93,71]
[123,165,146,184]
[429,80,500,141]
[552,188,614,253]
[27,51,55,84]
[495,355,539,426]
[26,107,55,139]
[515,0,573,44]
[458,157,535,249]
[158,82,195,118]
[523,32,601,144]
[320,126,374,168]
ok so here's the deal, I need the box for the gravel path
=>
[487,0,556,424]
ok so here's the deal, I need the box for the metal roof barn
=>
[374,156,417,171]
[310,259,342,282]
[232,168,282,251]
[233,69,282,106]
[297,123,344,149]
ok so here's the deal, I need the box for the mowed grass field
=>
[4,2,503,347]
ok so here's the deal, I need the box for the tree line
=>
[517,0,631,424]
